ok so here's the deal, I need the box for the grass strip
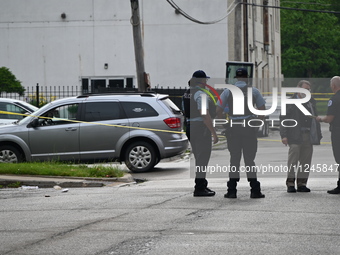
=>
[0,162,124,178]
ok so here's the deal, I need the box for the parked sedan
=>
[0,98,38,125]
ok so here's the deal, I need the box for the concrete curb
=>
[0,173,135,188]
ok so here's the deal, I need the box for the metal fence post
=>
[36,83,39,107]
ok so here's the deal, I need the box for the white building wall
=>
[257,0,282,92]
[228,0,282,93]
[142,0,228,88]
[0,0,229,91]
[0,0,135,89]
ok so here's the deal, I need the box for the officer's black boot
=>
[327,180,340,194]
[249,179,265,198]
[224,179,237,198]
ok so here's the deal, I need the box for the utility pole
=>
[234,0,242,61]
[130,0,147,92]
[243,0,249,62]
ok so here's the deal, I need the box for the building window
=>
[260,0,263,24]
[271,14,274,54]
[255,0,258,21]
[275,0,280,31]
[108,79,124,88]
[81,76,135,93]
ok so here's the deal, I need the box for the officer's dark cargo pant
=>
[186,121,212,191]
[225,124,258,182]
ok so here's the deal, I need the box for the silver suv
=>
[0,93,188,172]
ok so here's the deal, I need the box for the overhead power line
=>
[166,0,340,25]
[244,2,340,15]
[281,1,331,7]
[166,0,239,25]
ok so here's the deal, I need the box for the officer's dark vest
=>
[183,88,216,119]
[227,86,255,117]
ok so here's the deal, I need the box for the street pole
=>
[36,83,39,107]
[234,0,242,61]
[243,0,249,62]
[130,0,147,92]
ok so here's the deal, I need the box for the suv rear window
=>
[84,102,124,121]
[121,102,158,118]
[161,98,182,115]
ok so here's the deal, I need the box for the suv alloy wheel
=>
[124,141,157,172]
[0,145,23,163]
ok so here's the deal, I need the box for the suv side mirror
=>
[30,118,39,128]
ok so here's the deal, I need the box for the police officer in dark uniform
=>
[183,70,218,197]
[317,76,340,194]
[216,68,265,199]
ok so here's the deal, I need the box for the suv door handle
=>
[65,127,77,131]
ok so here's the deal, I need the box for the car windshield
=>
[16,103,52,125]
[15,101,39,112]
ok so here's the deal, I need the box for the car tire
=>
[124,141,157,173]
[0,145,24,163]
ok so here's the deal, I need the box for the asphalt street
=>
[0,123,339,255]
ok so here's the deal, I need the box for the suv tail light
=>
[163,117,181,129]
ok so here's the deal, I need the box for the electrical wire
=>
[244,2,340,15]
[166,0,340,25]
[281,1,331,7]
[166,0,240,25]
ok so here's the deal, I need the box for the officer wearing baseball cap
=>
[217,67,266,199]
[235,68,248,78]
[182,70,218,197]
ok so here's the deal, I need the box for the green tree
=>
[330,0,340,20]
[281,0,340,82]
[0,67,25,96]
